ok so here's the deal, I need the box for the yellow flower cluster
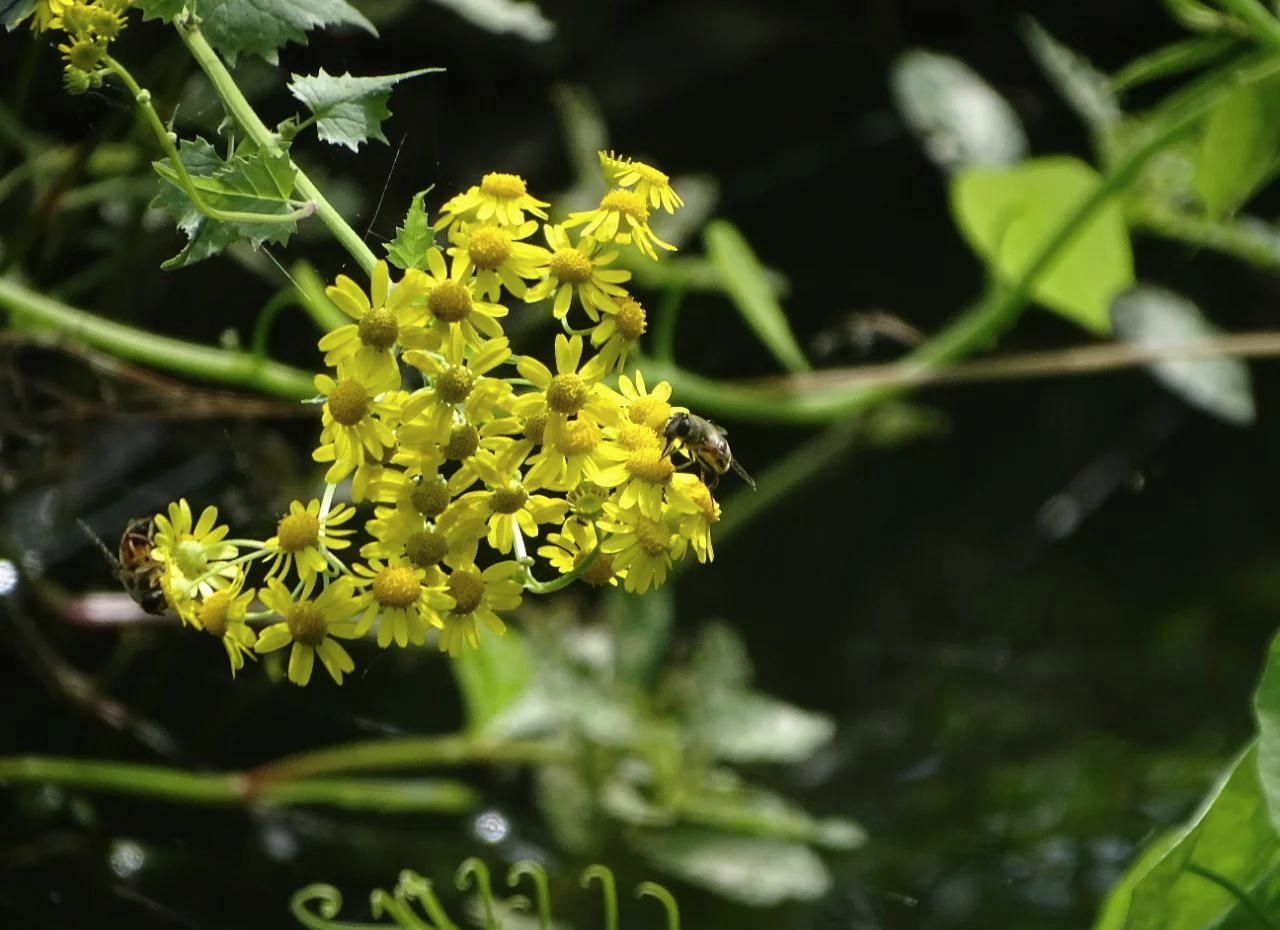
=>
[148,154,728,687]
[35,0,133,94]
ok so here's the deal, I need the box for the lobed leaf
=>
[195,0,376,64]
[950,156,1133,333]
[384,190,436,271]
[451,624,536,734]
[135,0,183,21]
[1,0,34,30]
[151,137,300,268]
[429,0,555,42]
[1192,72,1280,219]
[288,68,441,152]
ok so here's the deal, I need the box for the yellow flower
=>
[446,219,549,301]
[599,151,684,214]
[400,247,509,351]
[537,519,620,587]
[523,224,630,322]
[352,559,455,648]
[193,569,257,677]
[318,261,428,389]
[255,577,362,686]
[312,373,405,484]
[612,371,674,433]
[402,327,513,441]
[437,561,523,656]
[563,189,675,261]
[262,498,356,584]
[450,448,570,554]
[590,294,648,372]
[598,503,679,594]
[435,172,549,232]
[151,498,237,622]
[587,438,675,520]
[668,473,719,563]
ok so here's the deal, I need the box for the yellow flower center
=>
[629,396,670,430]
[84,6,124,38]
[174,539,208,578]
[691,482,719,523]
[600,188,649,222]
[522,409,548,445]
[626,446,674,484]
[614,296,648,341]
[633,516,671,556]
[277,510,320,552]
[446,567,485,615]
[631,161,669,186]
[328,380,369,426]
[546,373,588,414]
[405,528,448,567]
[577,551,616,587]
[411,478,451,518]
[199,590,231,636]
[490,483,528,515]
[556,419,600,456]
[286,601,327,646]
[444,423,480,460]
[429,280,472,323]
[372,565,420,609]
[616,422,658,451]
[358,306,399,350]
[468,226,511,269]
[548,248,593,284]
[435,366,474,404]
[480,172,527,199]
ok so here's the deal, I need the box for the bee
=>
[662,411,756,490]
[79,517,168,615]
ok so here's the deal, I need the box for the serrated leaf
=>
[1090,744,1280,930]
[1193,72,1280,219]
[289,68,440,152]
[135,0,184,21]
[429,0,555,42]
[1,0,34,30]
[196,0,376,64]
[151,137,300,268]
[704,220,809,373]
[890,49,1028,172]
[1110,286,1254,425]
[384,190,434,270]
[951,156,1133,333]
[632,829,831,906]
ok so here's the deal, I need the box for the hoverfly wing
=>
[730,458,757,490]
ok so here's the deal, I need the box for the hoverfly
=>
[80,516,168,615]
[662,412,756,490]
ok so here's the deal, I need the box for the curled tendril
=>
[635,882,681,930]
[580,865,618,930]
[289,884,378,930]
[507,860,552,930]
[455,857,497,930]
[369,888,429,930]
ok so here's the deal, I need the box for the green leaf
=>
[1111,286,1254,426]
[1,0,35,30]
[135,0,184,21]
[680,781,865,850]
[889,50,1028,172]
[195,0,376,64]
[694,692,835,765]
[1090,743,1280,930]
[288,68,440,152]
[151,137,300,268]
[950,156,1134,334]
[608,585,674,688]
[1254,629,1280,833]
[384,190,436,271]
[1193,72,1280,219]
[632,829,831,906]
[704,220,809,372]
[450,624,536,735]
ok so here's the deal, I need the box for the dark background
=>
[3,1,1279,928]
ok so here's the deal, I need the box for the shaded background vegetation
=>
[3,1,1279,929]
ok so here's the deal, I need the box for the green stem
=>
[1130,197,1280,271]
[523,541,604,594]
[0,275,316,399]
[1216,0,1280,51]
[291,259,350,332]
[0,756,478,812]
[647,65,1242,425]
[174,18,378,275]
[250,290,300,360]
[104,57,313,228]
[1186,863,1280,930]
[252,735,571,783]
